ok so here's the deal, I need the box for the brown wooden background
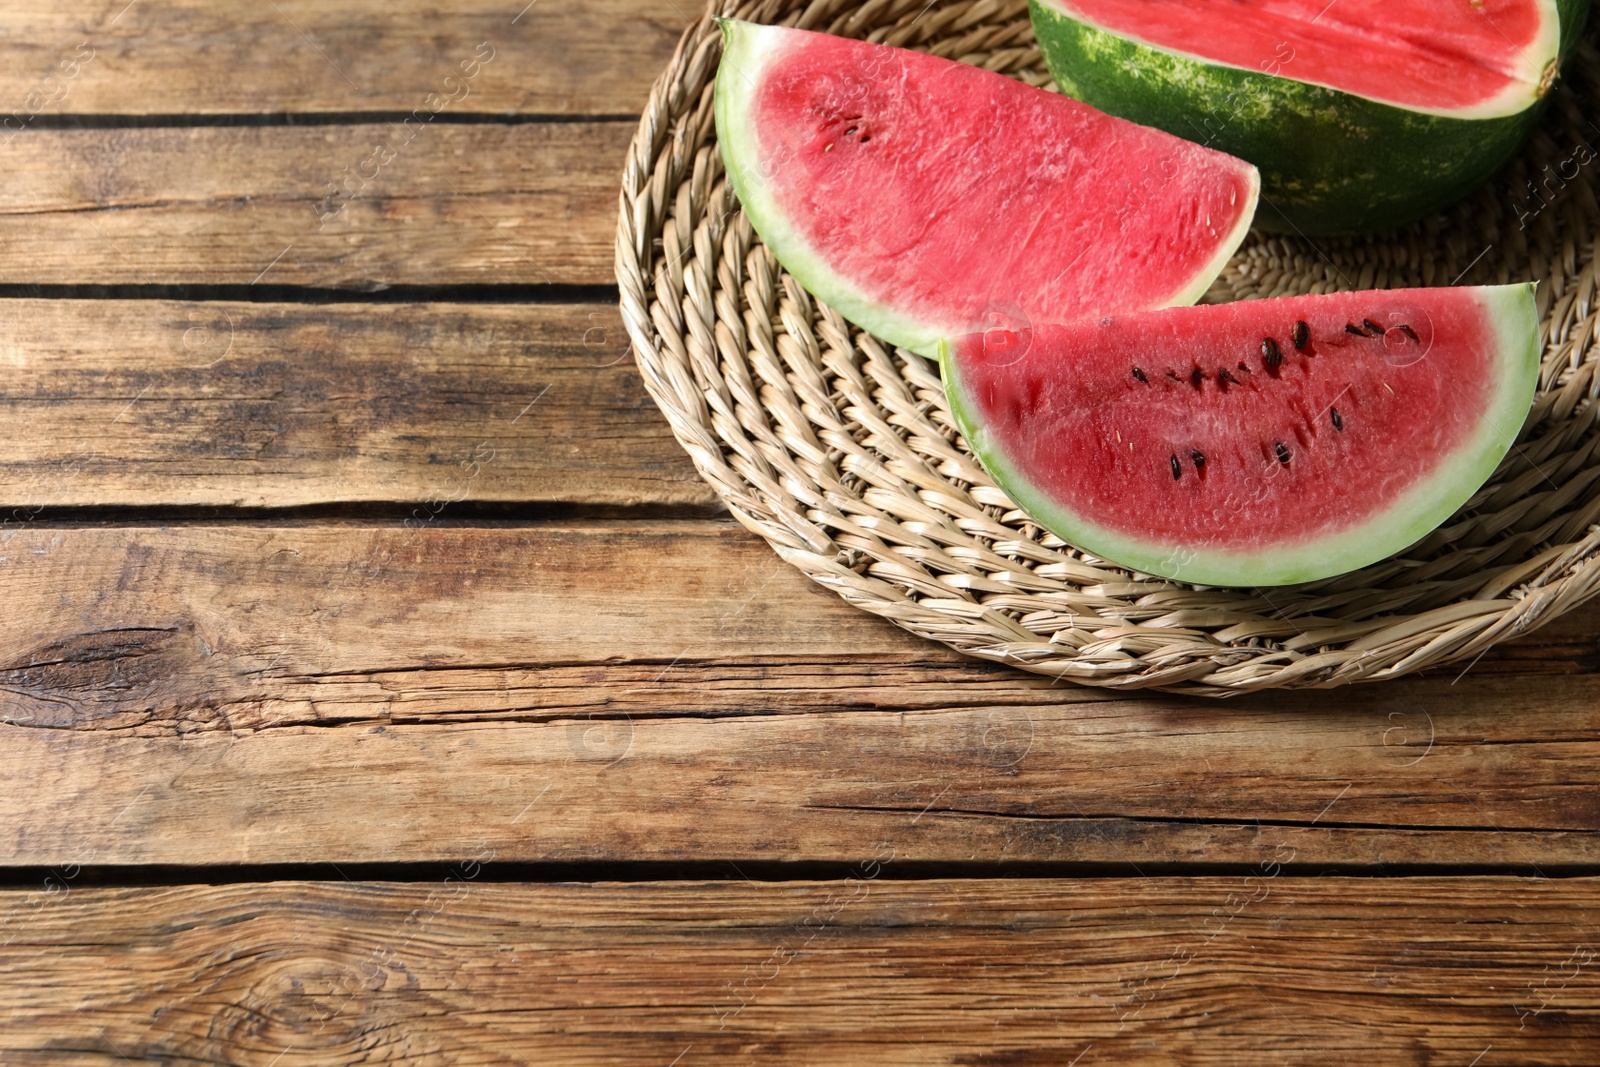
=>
[1,1,1598,1063]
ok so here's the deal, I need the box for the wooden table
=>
[2,2,1598,1063]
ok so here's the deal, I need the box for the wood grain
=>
[0,522,1596,868]
[3,877,1599,1064]
[3,1,1591,1058]
[0,123,628,287]
[0,0,688,116]
[0,300,713,507]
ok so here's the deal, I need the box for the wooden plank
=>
[2,877,1598,1064]
[0,123,628,286]
[0,0,687,116]
[0,300,714,508]
[0,523,1597,868]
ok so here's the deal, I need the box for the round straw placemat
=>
[615,0,1600,695]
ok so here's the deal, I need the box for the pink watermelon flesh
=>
[715,20,1259,357]
[1043,0,1556,115]
[941,284,1540,586]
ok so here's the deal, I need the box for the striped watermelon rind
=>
[1028,0,1590,234]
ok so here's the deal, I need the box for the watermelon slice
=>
[1030,0,1590,233]
[940,285,1541,586]
[713,19,1260,357]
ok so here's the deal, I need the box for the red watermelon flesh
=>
[1041,0,1560,116]
[714,20,1259,357]
[940,285,1541,586]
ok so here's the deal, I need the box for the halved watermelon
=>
[1030,0,1590,233]
[713,19,1260,357]
[940,285,1540,586]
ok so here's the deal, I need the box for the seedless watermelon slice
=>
[713,20,1260,358]
[941,285,1540,586]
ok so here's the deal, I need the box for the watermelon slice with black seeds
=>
[713,19,1260,357]
[940,284,1542,586]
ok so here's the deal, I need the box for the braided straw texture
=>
[615,0,1600,695]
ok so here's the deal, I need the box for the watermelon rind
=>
[1029,0,1589,234]
[712,18,1259,357]
[939,284,1542,587]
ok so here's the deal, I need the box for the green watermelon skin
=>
[1029,0,1590,234]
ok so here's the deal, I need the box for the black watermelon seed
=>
[1170,454,1182,480]
[1132,366,1148,383]
[1218,368,1237,386]
[1363,318,1385,336]
[1261,337,1282,367]
[1399,323,1420,342]
[1190,448,1206,469]
[1167,370,1182,382]
[1190,367,1205,388]
[1330,407,1344,432]
[1292,320,1310,349]
[1275,441,1291,465]
[1345,323,1365,337]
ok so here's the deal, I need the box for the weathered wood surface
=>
[0,300,713,507]
[0,0,689,116]
[4,878,1599,1064]
[0,123,629,287]
[0,522,1596,868]
[0,0,1596,1055]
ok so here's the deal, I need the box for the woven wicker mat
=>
[615,0,1600,695]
